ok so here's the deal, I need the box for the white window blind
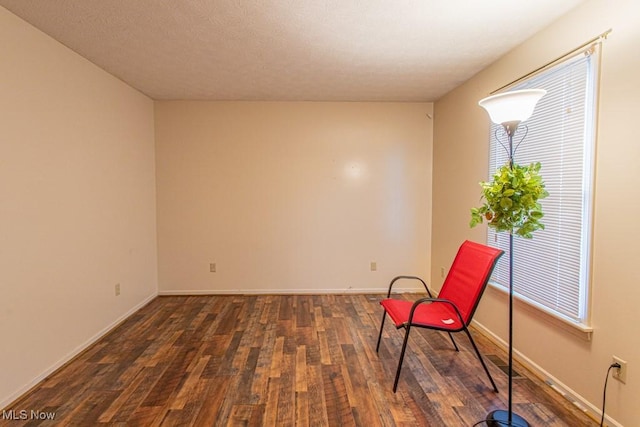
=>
[487,51,597,325]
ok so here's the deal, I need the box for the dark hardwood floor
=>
[1,295,596,426]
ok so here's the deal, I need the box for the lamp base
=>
[486,410,529,427]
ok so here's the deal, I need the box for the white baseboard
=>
[158,287,425,296]
[0,293,157,410]
[472,320,623,427]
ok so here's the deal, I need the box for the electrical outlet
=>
[210,263,216,273]
[440,267,445,278]
[370,261,377,271]
[612,356,627,383]
[115,283,121,296]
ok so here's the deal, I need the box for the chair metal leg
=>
[376,311,387,353]
[447,332,459,351]
[393,325,411,392]
[463,327,498,393]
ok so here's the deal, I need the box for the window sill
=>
[486,282,593,341]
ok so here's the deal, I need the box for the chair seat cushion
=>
[380,299,463,331]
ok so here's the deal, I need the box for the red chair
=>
[376,240,503,392]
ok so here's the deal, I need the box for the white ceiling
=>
[1,0,584,101]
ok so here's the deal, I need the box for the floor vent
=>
[487,354,524,378]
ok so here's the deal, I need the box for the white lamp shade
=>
[478,89,546,125]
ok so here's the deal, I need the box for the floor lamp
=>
[478,89,546,427]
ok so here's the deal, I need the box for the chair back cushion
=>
[438,240,503,325]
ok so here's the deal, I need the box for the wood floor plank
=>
[295,295,313,329]
[262,377,280,426]
[109,366,166,423]
[191,377,230,426]
[234,347,261,405]
[313,306,326,333]
[295,345,308,393]
[98,367,149,422]
[295,391,310,427]
[321,364,357,427]
[275,353,295,426]
[306,364,329,427]
[250,325,276,405]
[269,336,285,379]
[1,294,597,427]
[169,355,210,410]
[317,330,332,365]
[142,346,197,407]
[227,404,254,425]
[340,343,381,426]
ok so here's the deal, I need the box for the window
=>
[487,48,598,327]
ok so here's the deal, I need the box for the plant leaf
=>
[469,162,549,238]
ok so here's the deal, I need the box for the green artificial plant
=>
[470,161,549,238]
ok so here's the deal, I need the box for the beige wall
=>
[0,7,158,408]
[155,101,432,294]
[432,0,640,425]
[7,0,637,422]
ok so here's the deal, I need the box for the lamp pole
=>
[506,121,517,425]
[485,123,529,427]
[507,124,517,426]
[478,89,547,427]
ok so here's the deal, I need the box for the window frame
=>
[484,46,600,331]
